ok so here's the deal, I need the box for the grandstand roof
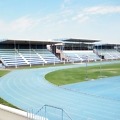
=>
[0,39,61,45]
[94,42,120,46]
[63,38,100,43]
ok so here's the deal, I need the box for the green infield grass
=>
[0,70,10,77]
[45,63,120,85]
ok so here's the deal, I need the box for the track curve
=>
[0,63,120,120]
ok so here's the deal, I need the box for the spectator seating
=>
[63,50,100,62]
[0,49,61,67]
[96,49,120,60]
[35,49,61,64]
[18,49,44,65]
[0,49,27,67]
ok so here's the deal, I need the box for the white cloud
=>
[37,9,73,27]
[11,16,35,31]
[84,6,120,15]
[0,16,38,33]
[57,19,68,24]
[78,16,89,23]
[0,20,5,28]
[1,5,120,32]
[60,9,73,17]
[72,5,120,23]
[0,5,120,41]
[72,14,88,23]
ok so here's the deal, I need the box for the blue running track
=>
[0,62,120,120]
[62,76,120,101]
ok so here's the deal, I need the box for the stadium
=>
[0,38,120,120]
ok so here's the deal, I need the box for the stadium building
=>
[0,38,120,68]
[54,38,120,62]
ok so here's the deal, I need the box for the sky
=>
[0,0,120,44]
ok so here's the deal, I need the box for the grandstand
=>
[94,43,120,60]
[0,39,61,68]
[55,38,101,62]
[0,38,120,68]
[55,38,120,62]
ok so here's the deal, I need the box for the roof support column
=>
[14,40,17,68]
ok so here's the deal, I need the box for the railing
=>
[27,104,72,120]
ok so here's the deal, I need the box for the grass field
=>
[45,63,120,85]
[0,70,10,77]
[0,98,18,109]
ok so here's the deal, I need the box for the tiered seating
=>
[63,51,82,62]
[96,49,120,60]
[18,49,44,65]
[0,48,61,67]
[35,49,61,63]
[109,49,120,59]
[63,50,100,62]
[77,51,100,61]
[0,49,27,67]
[87,52,101,61]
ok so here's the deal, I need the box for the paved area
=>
[0,109,28,120]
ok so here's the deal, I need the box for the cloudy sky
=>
[0,0,120,44]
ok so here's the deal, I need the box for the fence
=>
[27,104,72,120]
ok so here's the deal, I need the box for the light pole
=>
[99,44,102,78]
[14,40,17,68]
[29,40,31,67]
[85,56,88,80]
